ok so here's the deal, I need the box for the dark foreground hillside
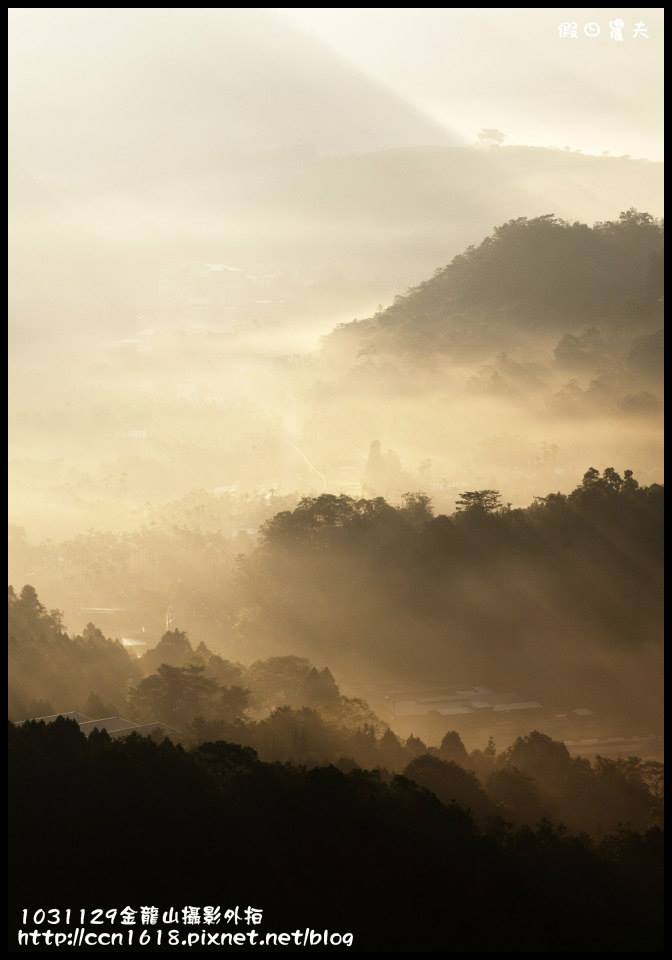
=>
[9,720,663,952]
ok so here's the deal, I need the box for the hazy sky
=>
[6,7,665,571]
[287,8,664,160]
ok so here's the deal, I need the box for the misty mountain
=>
[325,209,664,363]
[9,144,663,348]
[7,8,665,541]
[8,7,456,193]
[9,5,663,348]
[8,12,665,953]
[8,213,664,542]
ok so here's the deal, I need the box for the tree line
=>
[9,718,663,952]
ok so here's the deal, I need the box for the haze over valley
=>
[8,11,665,951]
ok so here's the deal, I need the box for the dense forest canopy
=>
[9,718,663,951]
[240,468,663,720]
[9,466,663,781]
[7,690,664,837]
[327,210,664,358]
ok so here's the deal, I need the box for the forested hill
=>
[326,210,663,360]
[9,718,664,951]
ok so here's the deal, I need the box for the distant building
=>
[17,712,177,741]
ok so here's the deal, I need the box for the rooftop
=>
[17,712,176,739]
